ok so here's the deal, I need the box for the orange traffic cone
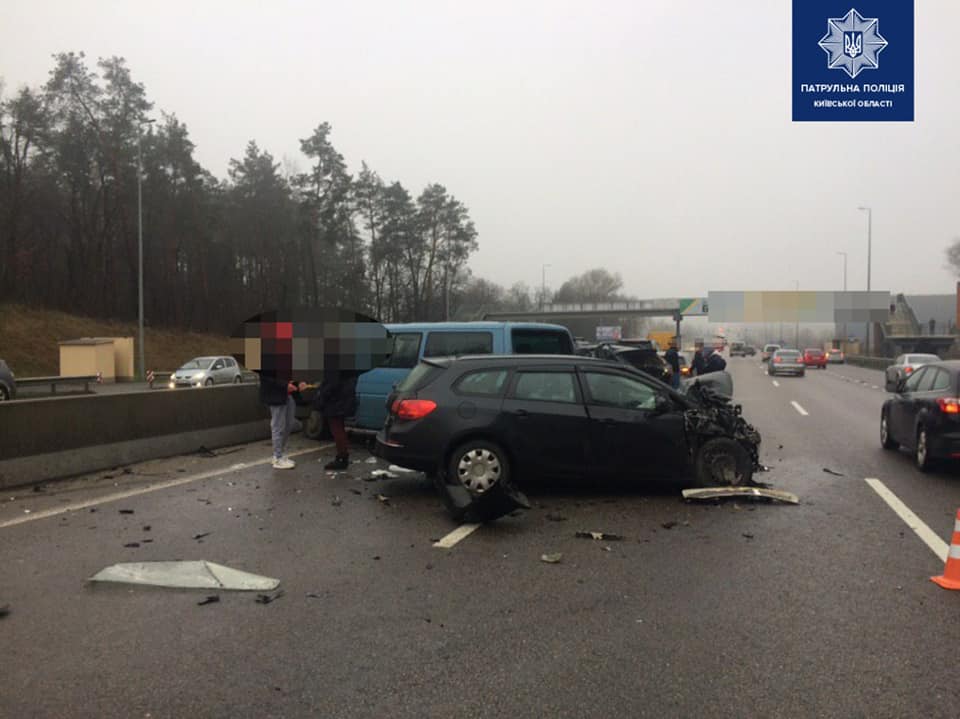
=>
[931,509,960,590]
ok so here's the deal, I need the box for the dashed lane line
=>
[791,401,809,416]
[865,478,949,562]
[433,523,482,549]
[0,444,332,530]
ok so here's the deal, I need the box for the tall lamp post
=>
[794,280,800,348]
[540,263,551,311]
[137,118,155,381]
[858,206,872,354]
[836,251,848,344]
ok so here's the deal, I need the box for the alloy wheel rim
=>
[881,417,888,443]
[457,448,501,494]
[917,431,927,465]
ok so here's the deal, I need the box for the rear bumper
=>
[373,431,438,474]
[927,431,960,459]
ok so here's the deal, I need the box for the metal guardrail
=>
[17,375,99,393]
[845,355,893,371]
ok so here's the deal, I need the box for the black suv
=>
[0,359,16,401]
[375,355,761,521]
[577,342,671,384]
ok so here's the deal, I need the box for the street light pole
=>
[540,263,551,311]
[836,251,848,344]
[858,206,872,354]
[794,280,800,348]
[137,118,155,381]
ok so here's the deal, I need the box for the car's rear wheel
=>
[916,426,933,472]
[880,411,899,450]
[0,386,8,401]
[233,375,242,384]
[204,378,214,387]
[448,440,509,496]
[694,438,752,487]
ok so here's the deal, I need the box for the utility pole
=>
[858,206,872,354]
[540,263,550,312]
[794,280,800,348]
[137,118,155,381]
[836,251,848,345]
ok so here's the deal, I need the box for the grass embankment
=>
[0,303,232,377]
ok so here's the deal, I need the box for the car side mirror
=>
[653,394,672,415]
[896,378,906,393]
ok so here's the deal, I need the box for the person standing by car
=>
[664,340,681,388]
[703,347,727,374]
[314,373,359,470]
[691,347,707,376]
[260,374,305,469]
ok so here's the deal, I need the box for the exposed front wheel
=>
[0,386,8,401]
[694,438,753,487]
[233,375,242,384]
[204,378,214,387]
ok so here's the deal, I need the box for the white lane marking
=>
[0,444,331,530]
[871,385,880,390]
[772,380,780,387]
[865,478,948,562]
[790,401,809,416]
[433,523,482,549]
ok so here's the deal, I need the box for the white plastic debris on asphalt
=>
[88,561,280,591]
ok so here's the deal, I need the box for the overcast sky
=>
[2,0,957,299]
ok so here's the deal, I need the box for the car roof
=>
[423,354,633,369]
[385,321,570,332]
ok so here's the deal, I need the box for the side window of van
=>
[385,333,423,368]
[423,332,494,358]
[511,329,573,355]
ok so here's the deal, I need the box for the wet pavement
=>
[3,358,960,717]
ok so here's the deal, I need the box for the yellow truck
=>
[647,331,676,350]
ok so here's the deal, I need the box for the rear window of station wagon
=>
[454,369,510,396]
[511,328,574,354]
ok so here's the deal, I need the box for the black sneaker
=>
[324,455,349,471]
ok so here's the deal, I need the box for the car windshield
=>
[764,345,779,351]
[777,351,800,359]
[805,349,823,355]
[179,358,214,370]
[907,354,939,364]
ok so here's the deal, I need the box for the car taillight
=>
[774,357,782,363]
[904,366,913,375]
[391,398,437,420]
[937,398,960,414]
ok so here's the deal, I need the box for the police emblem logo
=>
[819,8,888,78]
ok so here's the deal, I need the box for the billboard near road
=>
[707,291,889,323]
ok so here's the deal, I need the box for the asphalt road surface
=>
[3,357,960,718]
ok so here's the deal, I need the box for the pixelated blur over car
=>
[826,349,845,364]
[761,344,781,362]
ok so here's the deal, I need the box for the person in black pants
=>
[314,374,358,470]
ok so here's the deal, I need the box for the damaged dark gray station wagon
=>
[375,355,762,521]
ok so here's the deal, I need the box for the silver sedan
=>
[767,349,806,377]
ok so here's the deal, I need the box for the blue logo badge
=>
[819,9,888,78]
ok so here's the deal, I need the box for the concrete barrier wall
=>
[846,355,893,371]
[0,385,270,489]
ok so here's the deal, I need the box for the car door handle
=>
[600,418,617,424]
[513,409,529,418]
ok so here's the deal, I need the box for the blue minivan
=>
[349,321,575,431]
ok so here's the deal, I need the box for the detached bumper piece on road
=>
[88,561,280,591]
[682,487,799,504]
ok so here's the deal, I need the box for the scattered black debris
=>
[255,590,285,605]
[123,542,140,548]
[192,532,211,540]
[822,467,845,477]
[373,556,381,561]
[197,595,220,606]
[349,488,363,496]
[122,467,132,475]
[142,539,154,543]
[742,533,755,539]
[540,553,563,564]
[119,509,135,515]
[425,563,434,570]
[306,593,322,599]
[195,446,218,458]
[429,538,440,543]
[0,604,10,618]
[103,474,115,479]
[375,494,391,506]
[89,508,97,513]
[142,525,151,532]
[32,485,45,493]
[545,513,568,522]
[575,531,624,541]
[661,521,678,530]
[778,445,783,450]
[331,496,343,507]
[177,468,186,473]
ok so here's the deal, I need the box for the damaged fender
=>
[682,380,762,486]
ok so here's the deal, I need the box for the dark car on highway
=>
[0,359,16,400]
[881,361,960,471]
[578,342,671,384]
[375,355,761,521]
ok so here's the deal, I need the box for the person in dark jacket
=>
[691,348,707,377]
[702,347,727,374]
[314,374,359,470]
[260,374,305,469]
[664,340,681,389]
